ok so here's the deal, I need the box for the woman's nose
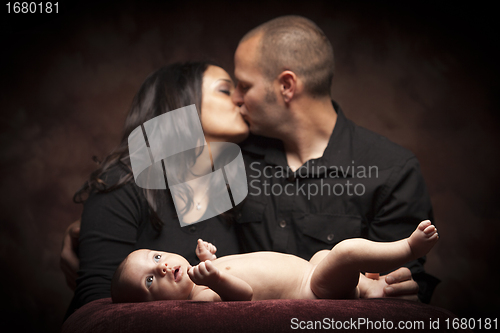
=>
[157,262,168,276]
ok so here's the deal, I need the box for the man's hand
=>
[195,239,217,262]
[188,260,220,287]
[359,267,419,301]
[60,220,81,291]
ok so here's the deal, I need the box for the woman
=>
[65,62,249,318]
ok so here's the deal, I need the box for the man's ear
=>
[278,71,298,103]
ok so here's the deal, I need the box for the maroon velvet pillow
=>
[63,298,466,333]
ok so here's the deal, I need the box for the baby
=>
[111,220,438,302]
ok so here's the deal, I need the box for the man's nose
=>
[157,263,168,276]
[232,88,243,107]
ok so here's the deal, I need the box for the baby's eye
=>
[154,254,161,263]
[146,276,153,289]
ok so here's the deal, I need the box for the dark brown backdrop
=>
[1,1,499,332]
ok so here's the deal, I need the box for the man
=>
[230,16,437,302]
[61,16,437,303]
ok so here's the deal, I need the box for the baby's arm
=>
[188,261,253,302]
[195,239,217,261]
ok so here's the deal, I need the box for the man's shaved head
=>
[240,15,334,97]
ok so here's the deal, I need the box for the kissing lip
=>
[240,113,250,124]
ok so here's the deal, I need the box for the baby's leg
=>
[309,250,329,265]
[310,220,438,299]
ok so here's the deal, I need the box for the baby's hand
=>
[195,239,217,261]
[188,260,220,287]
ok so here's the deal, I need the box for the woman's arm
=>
[60,219,81,291]
[69,170,146,315]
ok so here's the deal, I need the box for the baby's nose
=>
[157,262,168,276]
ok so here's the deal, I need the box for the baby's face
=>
[120,249,194,301]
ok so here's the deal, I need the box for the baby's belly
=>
[213,252,316,300]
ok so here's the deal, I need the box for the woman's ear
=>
[278,71,298,103]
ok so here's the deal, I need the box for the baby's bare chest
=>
[213,252,314,299]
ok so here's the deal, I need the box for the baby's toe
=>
[423,225,438,239]
[418,220,432,231]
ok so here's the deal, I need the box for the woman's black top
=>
[65,165,240,319]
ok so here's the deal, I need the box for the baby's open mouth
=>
[173,267,182,282]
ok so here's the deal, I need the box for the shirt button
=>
[326,233,334,241]
[279,220,287,228]
[189,226,197,234]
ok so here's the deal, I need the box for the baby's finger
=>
[204,260,216,272]
[189,265,204,281]
[195,240,203,254]
[198,261,210,275]
[187,266,196,280]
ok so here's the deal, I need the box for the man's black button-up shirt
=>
[236,101,438,302]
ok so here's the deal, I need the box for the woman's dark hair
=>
[74,61,215,231]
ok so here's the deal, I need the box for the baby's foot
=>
[407,220,439,259]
